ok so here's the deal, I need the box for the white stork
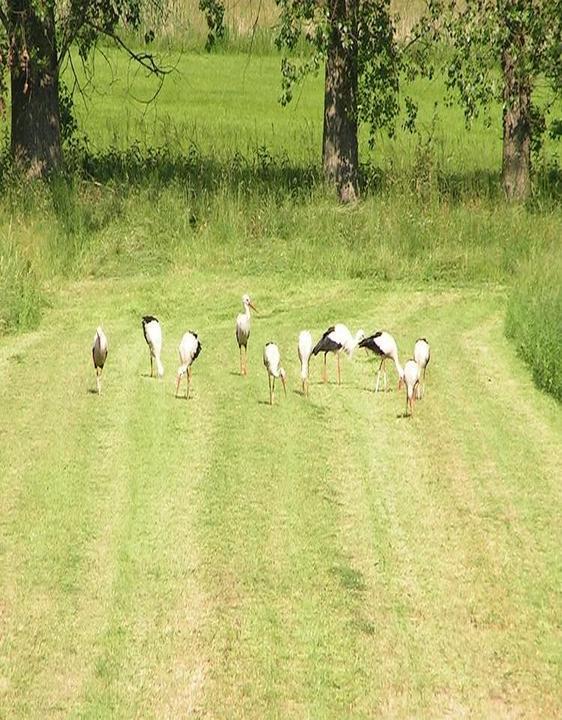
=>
[92,326,108,395]
[298,330,313,396]
[359,330,404,392]
[263,342,287,405]
[142,315,164,378]
[413,337,430,399]
[175,331,202,400]
[235,294,257,376]
[312,323,365,385]
[403,359,420,416]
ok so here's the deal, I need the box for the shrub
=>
[506,250,562,402]
[0,237,45,334]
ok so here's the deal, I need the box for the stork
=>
[92,326,108,395]
[263,342,287,405]
[235,294,257,376]
[359,330,404,392]
[175,331,202,400]
[413,337,430,399]
[142,315,164,377]
[298,330,313,396]
[312,324,365,385]
[403,359,420,416]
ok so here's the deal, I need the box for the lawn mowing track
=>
[0,273,560,719]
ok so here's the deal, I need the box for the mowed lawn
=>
[0,272,560,718]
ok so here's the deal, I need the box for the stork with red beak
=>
[236,294,257,376]
[263,342,287,405]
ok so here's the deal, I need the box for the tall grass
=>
[0,234,44,334]
[133,0,425,51]
[505,251,562,402]
[1,49,561,356]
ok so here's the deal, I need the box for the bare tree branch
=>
[58,4,90,65]
[85,20,170,77]
[243,0,263,85]
[66,46,90,109]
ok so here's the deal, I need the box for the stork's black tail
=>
[358,333,384,355]
[312,326,342,356]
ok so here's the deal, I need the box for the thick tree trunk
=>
[9,0,62,176]
[501,48,531,201]
[322,0,359,203]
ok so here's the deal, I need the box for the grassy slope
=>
[1,273,560,718]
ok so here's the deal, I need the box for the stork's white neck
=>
[347,330,364,358]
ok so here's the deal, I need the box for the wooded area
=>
[0,0,560,199]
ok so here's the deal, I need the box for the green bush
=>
[0,237,45,334]
[506,250,562,402]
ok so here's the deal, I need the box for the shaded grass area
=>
[506,250,562,402]
[0,274,560,717]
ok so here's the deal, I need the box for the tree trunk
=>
[322,0,359,203]
[9,0,62,176]
[501,48,531,201]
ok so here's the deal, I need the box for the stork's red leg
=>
[337,353,341,385]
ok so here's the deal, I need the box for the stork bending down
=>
[176,331,202,399]
[359,330,403,392]
[413,337,430,399]
[312,324,364,385]
[263,342,287,405]
[92,326,108,394]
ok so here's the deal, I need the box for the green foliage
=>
[59,80,78,143]
[275,0,431,142]
[425,0,562,147]
[506,250,562,402]
[198,0,226,50]
[0,0,169,139]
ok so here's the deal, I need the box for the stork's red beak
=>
[249,302,258,313]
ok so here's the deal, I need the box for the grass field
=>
[1,273,561,717]
[1,37,561,717]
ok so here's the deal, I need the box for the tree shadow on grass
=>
[78,145,322,201]
[2,141,562,206]
[64,140,562,203]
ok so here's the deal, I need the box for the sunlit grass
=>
[0,274,560,717]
